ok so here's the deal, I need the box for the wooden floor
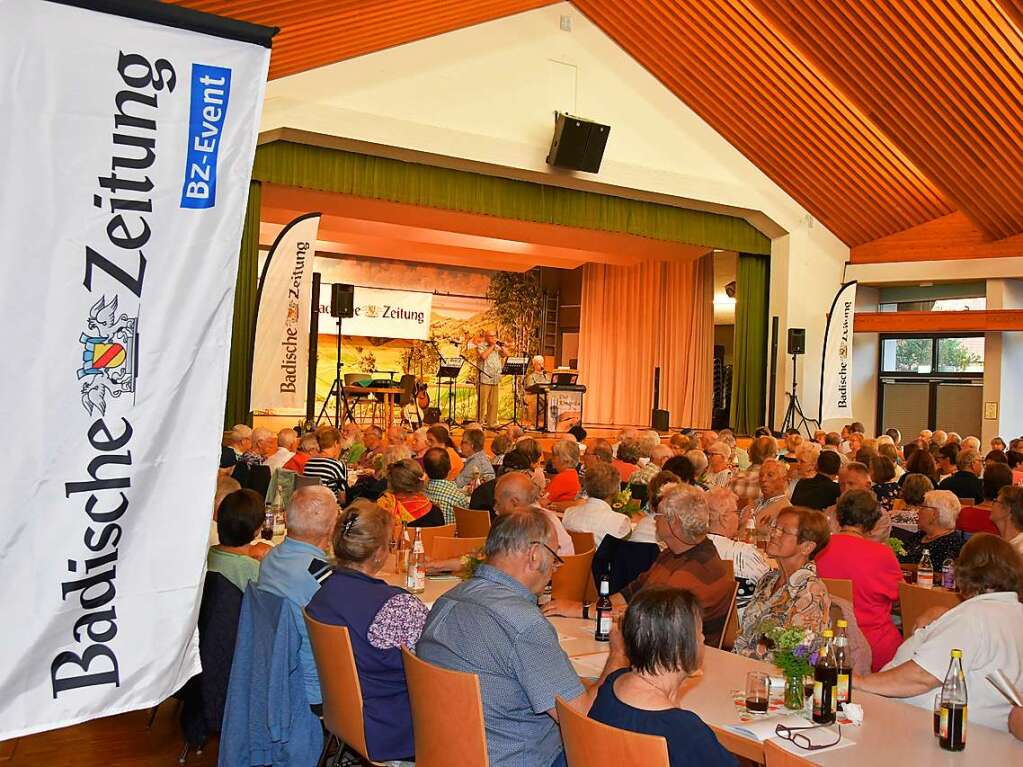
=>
[1,703,219,767]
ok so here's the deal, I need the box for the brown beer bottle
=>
[812,629,838,725]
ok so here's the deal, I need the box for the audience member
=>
[901,446,940,487]
[229,423,256,464]
[419,510,623,767]
[938,448,984,501]
[470,449,530,514]
[631,470,681,544]
[348,443,410,503]
[750,459,790,532]
[859,534,1023,730]
[563,461,632,548]
[790,450,841,510]
[788,442,821,493]
[255,486,338,708]
[878,442,904,480]
[668,432,691,457]
[631,443,672,486]
[705,487,769,614]
[515,437,548,492]
[423,447,469,524]
[588,587,737,767]
[490,433,513,467]
[207,489,265,590]
[305,500,428,762]
[303,427,348,499]
[686,449,710,489]
[341,422,366,465]
[219,445,237,478]
[730,435,776,510]
[895,490,966,566]
[456,428,496,489]
[376,459,445,528]
[827,462,890,541]
[408,428,429,463]
[616,485,733,647]
[283,432,318,473]
[958,463,1013,535]
[870,455,900,512]
[356,425,385,470]
[426,424,463,480]
[703,441,733,488]
[545,439,582,505]
[264,428,297,471]
[496,473,573,556]
[992,486,1023,556]
[384,424,406,447]
[733,507,831,660]
[612,439,642,483]
[891,473,933,532]
[815,489,903,670]
[935,443,959,481]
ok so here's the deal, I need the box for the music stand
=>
[499,356,529,428]
[436,356,464,426]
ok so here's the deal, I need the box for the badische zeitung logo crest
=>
[78,295,138,416]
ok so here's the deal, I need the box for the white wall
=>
[261,2,851,430]
[984,280,1023,445]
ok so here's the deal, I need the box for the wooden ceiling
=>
[170,0,1023,252]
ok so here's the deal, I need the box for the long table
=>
[381,564,1022,763]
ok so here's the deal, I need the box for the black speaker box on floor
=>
[331,283,355,318]
[546,112,610,173]
[787,327,806,356]
[423,407,442,425]
[651,409,670,431]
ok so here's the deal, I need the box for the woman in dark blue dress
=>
[588,586,736,767]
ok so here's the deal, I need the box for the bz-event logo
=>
[181,63,232,209]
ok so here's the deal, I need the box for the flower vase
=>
[784,674,805,710]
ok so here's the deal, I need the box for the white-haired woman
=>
[522,355,550,426]
[895,489,967,567]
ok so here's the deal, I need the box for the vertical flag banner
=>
[0,0,273,739]
[819,281,858,423]
[251,213,321,411]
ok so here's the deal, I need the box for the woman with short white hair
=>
[895,489,967,567]
[523,354,550,426]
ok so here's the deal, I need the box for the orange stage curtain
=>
[577,256,714,428]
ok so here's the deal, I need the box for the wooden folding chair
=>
[567,530,595,556]
[416,523,456,559]
[719,582,741,651]
[898,581,962,639]
[551,546,596,602]
[454,506,492,538]
[712,725,766,764]
[763,739,816,766]
[402,647,489,767]
[555,697,669,767]
[303,613,383,766]
[431,536,486,561]
[821,577,854,604]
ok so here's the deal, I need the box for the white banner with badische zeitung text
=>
[0,0,272,739]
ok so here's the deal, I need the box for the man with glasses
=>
[418,509,627,767]
[703,441,734,488]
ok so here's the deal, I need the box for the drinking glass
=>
[745,671,770,713]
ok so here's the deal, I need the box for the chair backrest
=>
[567,530,595,556]
[417,523,457,558]
[302,613,371,760]
[764,740,815,766]
[718,581,740,651]
[551,546,596,602]
[822,577,854,604]
[454,506,492,538]
[556,697,670,767]
[898,582,963,639]
[401,647,489,767]
[343,372,368,388]
[960,498,975,508]
[432,536,486,561]
[398,374,417,406]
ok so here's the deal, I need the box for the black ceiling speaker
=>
[546,112,610,173]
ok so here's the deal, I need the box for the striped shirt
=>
[302,457,348,494]
[708,534,771,611]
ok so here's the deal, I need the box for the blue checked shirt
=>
[425,479,469,524]
[417,565,584,767]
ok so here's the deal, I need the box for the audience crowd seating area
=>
[193,420,1023,766]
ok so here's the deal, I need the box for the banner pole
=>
[306,272,320,426]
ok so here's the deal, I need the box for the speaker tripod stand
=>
[781,351,818,438]
[317,315,357,427]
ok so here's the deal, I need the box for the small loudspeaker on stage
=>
[651,366,669,431]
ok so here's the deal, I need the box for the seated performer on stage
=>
[523,355,550,426]
[466,330,508,428]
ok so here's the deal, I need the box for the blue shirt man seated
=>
[255,485,338,707]
[456,428,496,489]
[417,509,626,767]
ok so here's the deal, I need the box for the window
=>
[881,338,933,373]
[937,336,984,373]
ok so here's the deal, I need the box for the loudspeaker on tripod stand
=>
[331,283,355,318]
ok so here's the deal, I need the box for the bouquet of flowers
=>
[459,551,485,580]
[762,622,819,680]
[885,537,907,557]
[610,486,642,517]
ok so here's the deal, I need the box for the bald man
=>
[495,473,573,556]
